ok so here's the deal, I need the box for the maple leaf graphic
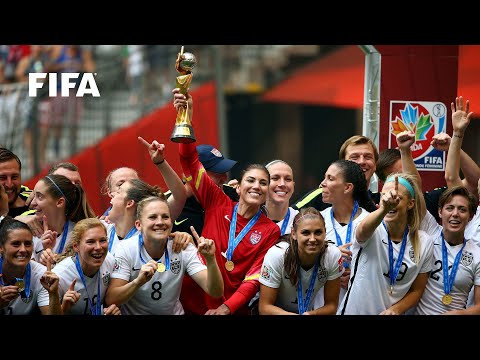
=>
[415,114,432,141]
[391,117,410,135]
[391,103,433,140]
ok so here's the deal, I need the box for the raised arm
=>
[173,87,193,120]
[396,131,426,219]
[459,149,480,199]
[39,259,62,315]
[356,182,400,243]
[432,131,480,198]
[445,96,478,197]
[138,137,187,221]
[189,227,224,298]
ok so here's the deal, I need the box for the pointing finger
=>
[43,215,49,233]
[190,226,200,243]
[138,136,150,148]
[69,278,76,291]
[46,257,52,272]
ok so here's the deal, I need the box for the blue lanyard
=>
[330,202,358,269]
[297,261,320,314]
[138,233,170,270]
[0,257,31,299]
[226,204,261,261]
[387,226,408,293]
[441,233,466,297]
[75,255,101,315]
[280,208,291,236]
[102,205,112,217]
[56,221,70,254]
[108,226,137,252]
[330,201,358,247]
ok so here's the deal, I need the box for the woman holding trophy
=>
[173,48,281,315]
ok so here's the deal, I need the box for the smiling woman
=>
[258,207,344,315]
[176,88,281,315]
[0,218,61,315]
[338,172,434,315]
[105,195,223,315]
[30,174,96,264]
[52,218,120,315]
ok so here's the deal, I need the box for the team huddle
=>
[0,91,479,315]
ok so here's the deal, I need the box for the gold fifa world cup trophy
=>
[170,46,197,143]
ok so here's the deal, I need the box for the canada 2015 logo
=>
[389,101,446,171]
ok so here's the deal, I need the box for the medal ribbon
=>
[21,263,31,299]
[75,255,101,315]
[138,233,170,270]
[0,256,4,283]
[226,203,261,262]
[280,208,291,236]
[441,232,466,298]
[109,226,137,252]
[330,201,359,269]
[56,221,70,254]
[387,226,409,292]
[297,261,319,314]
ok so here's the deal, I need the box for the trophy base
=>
[170,136,196,144]
[170,124,196,143]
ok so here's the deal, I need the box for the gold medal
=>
[157,263,166,273]
[15,279,25,292]
[225,260,234,272]
[442,294,453,305]
[388,285,393,295]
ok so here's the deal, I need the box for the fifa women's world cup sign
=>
[389,101,447,171]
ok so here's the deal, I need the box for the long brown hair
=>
[283,207,328,287]
[42,174,96,221]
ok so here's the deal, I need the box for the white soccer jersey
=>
[259,241,344,313]
[415,210,480,314]
[52,252,116,315]
[102,221,140,256]
[465,206,480,248]
[312,207,369,309]
[32,220,75,261]
[276,207,299,236]
[337,226,434,315]
[111,235,206,315]
[2,261,49,315]
[419,210,442,239]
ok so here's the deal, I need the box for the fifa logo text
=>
[29,73,100,97]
